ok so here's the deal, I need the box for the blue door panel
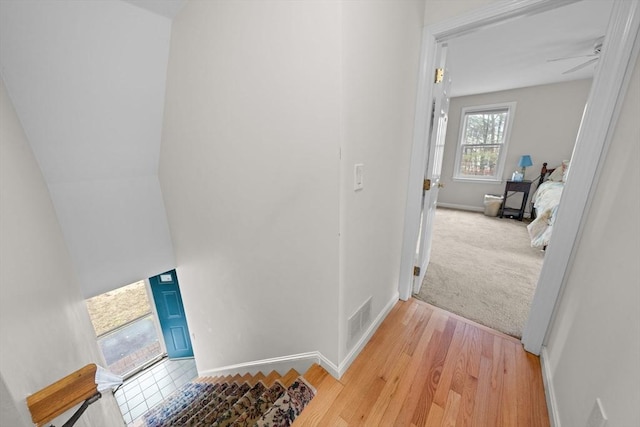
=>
[163,292,182,318]
[170,327,188,351]
[150,270,194,359]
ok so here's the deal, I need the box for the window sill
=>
[452,177,503,184]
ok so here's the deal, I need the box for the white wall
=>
[544,55,640,427]
[438,79,591,211]
[0,0,175,298]
[339,0,426,362]
[0,79,123,426]
[159,0,342,369]
[160,0,425,372]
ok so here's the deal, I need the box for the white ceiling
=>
[111,0,614,100]
[446,0,614,97]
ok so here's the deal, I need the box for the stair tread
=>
[200,382,251,424]
[162,384,228,426]
[302,363,328,389]
[229,380,286,427]
[290,373,342,426]
[138,365,321,427]
[182,382,236,426]
[280,368,300,387]
[262,370,281,387]
[143,382,216,427]
[254,377,316,427]
[249,372,266,386]
[210,381,266,427]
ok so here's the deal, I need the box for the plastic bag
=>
[95,365,123,392]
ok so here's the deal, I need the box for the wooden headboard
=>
[538,162,557,187]
[26,364,99,426]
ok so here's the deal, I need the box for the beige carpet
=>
[413,208,544,338]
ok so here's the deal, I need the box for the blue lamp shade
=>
[518,155,533,168]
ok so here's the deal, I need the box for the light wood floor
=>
[294,298,550,427]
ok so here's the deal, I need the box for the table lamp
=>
[518,155,533,177]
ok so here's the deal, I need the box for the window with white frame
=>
[453,102,516,182]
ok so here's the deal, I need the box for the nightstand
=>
[499,180,532,221]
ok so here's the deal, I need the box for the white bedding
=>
[527,180,564,248]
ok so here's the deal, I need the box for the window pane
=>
[463,110,508,145]
[86,281,162,377]
[459,146,501,177]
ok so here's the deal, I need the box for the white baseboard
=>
[436,202,484,212]
[198,351,337,379]
[336,291,399,378]
[540,346,561,427]
[197,292,399,381]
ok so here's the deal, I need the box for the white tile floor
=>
[114,357,197,425]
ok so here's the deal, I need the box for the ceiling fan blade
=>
[547,53,599,62]
[562,58,599,75]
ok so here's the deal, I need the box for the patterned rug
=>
[140,375,315,427]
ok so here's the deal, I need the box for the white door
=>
[413,45,451,294]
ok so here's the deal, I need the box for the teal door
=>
[149,270,194,359]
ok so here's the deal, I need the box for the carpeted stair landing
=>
[132,365,322,427]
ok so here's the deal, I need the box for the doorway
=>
[149,269,194,359]
[85,269,194,379]
[399,0,640,354]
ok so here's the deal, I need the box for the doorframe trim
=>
[398,0,640,355]
[522,0,640,353]
[399,0,581,302]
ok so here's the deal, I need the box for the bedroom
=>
[412,0,611,338]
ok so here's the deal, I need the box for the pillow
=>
[562,160,571,182]
[548,167,564,182]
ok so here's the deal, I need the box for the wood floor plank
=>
[481,330,494,359]
[411,318,458,426]
[433,320,467,406]
[378,313,442,426]
[402,300,419,325]
[464,323,482,379]
[470,356,492,427]
[380,305,431,382]
[303,364,328,389]
[499,340,518,427]
[394,329,444,426]
[293,300,549,427]
[344,375,386,426]
[441,390,462,427]
[424,403,445,427]
[334,417,349,427]
[401,307,433,357]
[450,324,471,394]
[515,345,535,427]
[526,352,550,427]
[294,374,344,426]
[340,308,424,424]
[363,352,411,425]
[455,373,478,427]
[339,302,408,385]
[485,336,505,427]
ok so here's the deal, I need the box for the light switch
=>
[354,164,364,191]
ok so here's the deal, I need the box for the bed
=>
[527,161,569,248]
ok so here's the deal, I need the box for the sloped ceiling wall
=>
[0,0,175,297]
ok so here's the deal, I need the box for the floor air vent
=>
[347,297,372,349]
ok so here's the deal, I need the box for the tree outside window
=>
[454,103,516,181]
